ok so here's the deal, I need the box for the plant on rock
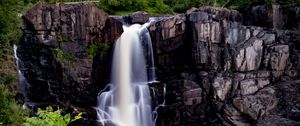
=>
[86,43,110,59]
[53,48,75,62]
[24,106,82,126]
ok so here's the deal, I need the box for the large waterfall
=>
[96,21,156,126]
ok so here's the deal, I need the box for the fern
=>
[24,106,82,126]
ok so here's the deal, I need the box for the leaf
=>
[71,112,82,122]
[63,113,71,123]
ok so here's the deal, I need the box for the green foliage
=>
[0,54,26,126]
[86,43,109,59]
[98,0,173,14]
[24,106,82,126]
[0,0,37,64]
[43,0,85,3]
[0,84,28,126]
[56,32,70,43]
[53,48,75,62]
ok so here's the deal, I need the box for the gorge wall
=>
[17,3,300,126]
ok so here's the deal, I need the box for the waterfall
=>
[13,45,30,108]
[96,21,156,126]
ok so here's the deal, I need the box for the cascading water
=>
[13,45,30,108]
[96,21,156,126]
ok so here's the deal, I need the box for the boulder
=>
[129,11,149,24]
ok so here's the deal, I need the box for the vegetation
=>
[86,43,110,59]
[56,32,70,43]
[98,0,173,14]
[0,56,27,126]
[0,84,28,126]
[53,48,75,62]
[24,106,82,126]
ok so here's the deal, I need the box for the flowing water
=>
[96,21,156,126]
[13,45,30,109]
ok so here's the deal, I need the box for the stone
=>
[235,38,263,71]
[102,17,124,43]
[256,71,270,78]
[160,15,186,40]
[261,33,276,45]
[223,105,251,126]
[188,11,209,22]
[257,78,270,88]
[240,79,258,95]
[233,87,277,120]
[212,76,232,101]
[183,88,202,105]
[269,45,289,71]
[225,22,249,45]
[129,11,149,24]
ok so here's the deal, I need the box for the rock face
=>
[18,3,122,122]
[18,3,300,126]
[148,6,300,126]
[243,5,300,30]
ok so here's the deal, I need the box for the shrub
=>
[0,84,28,126]
[24,106,82,126]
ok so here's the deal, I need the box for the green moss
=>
[53,48,75,62]
[56,32,70,43]
[86,43,110,59]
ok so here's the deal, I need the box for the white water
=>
[96,21,156,126]
[13,45,30,109]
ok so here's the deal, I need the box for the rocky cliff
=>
[17,3,300,126]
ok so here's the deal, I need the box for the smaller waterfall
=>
[13,45,30,108]
[140,21,156,82]
[152,83,166,125]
